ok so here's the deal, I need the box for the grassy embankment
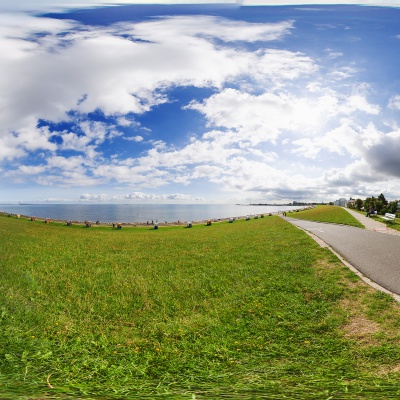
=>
[1,212,400,399]
[288,205,364,228]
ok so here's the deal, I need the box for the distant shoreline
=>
[0,211,266,226]
[247,203,313,207]
[1,207,312,227]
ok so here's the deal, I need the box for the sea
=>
[0,203,305,224]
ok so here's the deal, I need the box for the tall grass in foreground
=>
[1,215,400,399]
[290,205,364,228]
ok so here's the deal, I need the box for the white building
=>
[333,198,348,207]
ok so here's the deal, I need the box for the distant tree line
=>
[348,193,399,215]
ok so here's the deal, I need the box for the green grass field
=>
[288,205,364,228]
[1,213,400,399]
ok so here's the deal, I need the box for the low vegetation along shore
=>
[1,207,400,398]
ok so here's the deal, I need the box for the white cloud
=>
[0,136,27,161]
[321,126,400,197]
[79,121,121,142]
[47,155,88,171]
[124,135,144,142]
[141,137,242,167]
[93,163,170,187]
[292,123,362,159]
[191,165,225,180]
[116,116,140,127]
[187,88,376,148]
[0,14,296,161]
[128,15,294,43]
[79,191,204,202]
[253,49,318,83]
[364,129,400,178]
[60,133,92,152]
[123,191,204,201]
[18,165,47,175]
[326,50,343,59]
[80,193,110,201]
[1,4,399,203]
[291,138,321,159]
[328,65,359,80]
[0,125,56,162]
[345,95,380,115]
[388,95,400,110]
[190,155,319,199]
[36,172,100,187]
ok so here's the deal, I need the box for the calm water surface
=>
[0,203,305,223]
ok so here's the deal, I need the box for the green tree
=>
[363,195,391,215]
[375,200,387,214]
[388,200,399,214]
[378,193,388,206]
[363,197,375,211]
[355,198,363,210]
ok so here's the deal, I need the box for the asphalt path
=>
[285,217,400,296]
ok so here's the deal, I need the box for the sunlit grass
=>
[289,205,364,228]
[1,214,400,398]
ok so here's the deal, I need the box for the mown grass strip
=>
[1,213,400,398]
[289,205,364,228]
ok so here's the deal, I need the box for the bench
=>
[381,213,396,223]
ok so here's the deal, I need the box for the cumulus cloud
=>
[80,191,204,202]
[364,130,400,178]
[80,193,110,201]
[18,165,47,175]
[0,125,56,162]
[345,95,380,115]
[0,14,296,162]
[124,135,144,142]
[188,88,380,153]
[292,123,362,159]
[187,88,326,145]
[127,15,294,43]
[320,126,400,200]
[124,192,204,201]
[388,95,400,110]
[1,4,400,203]
[0,136,27,161]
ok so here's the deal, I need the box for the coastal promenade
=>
[284,209,400,299]
[343,207,400,236]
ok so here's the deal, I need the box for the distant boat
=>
[19,202,31,205]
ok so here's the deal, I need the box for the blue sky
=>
[0,0,400,204]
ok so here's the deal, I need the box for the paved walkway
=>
[284,210,400,298]
[343,207,400,235]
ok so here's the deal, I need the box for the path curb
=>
[286,217,400,303]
